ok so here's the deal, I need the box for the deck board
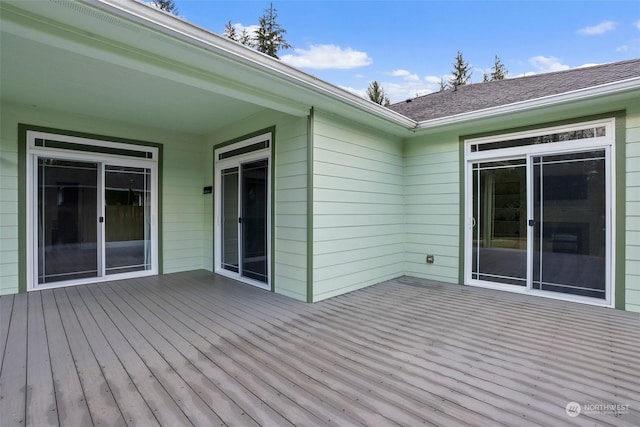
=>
[52,288,127,427]
[25,292,58,427]
[1,294,27,427]
[107,279,294,427]
[1,270,639,426]
[0,294,14,372]
[41,290,91,427]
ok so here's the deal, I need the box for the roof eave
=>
[412,76,640,133]
[85,0,416,130]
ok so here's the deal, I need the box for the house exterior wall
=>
[403,131,461,284]
[311,111,404,301]
[0,104,19,294]
[0,101,208,294]
[625,102,640,312]
[403,102,640,313]
[205,110,309,301]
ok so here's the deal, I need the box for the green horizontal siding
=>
[206,111,308,301]
[403,133,460,285]
[625,105,640,313]
[312,111,404,301]
[274,117,308,301]
[0,103,21,294]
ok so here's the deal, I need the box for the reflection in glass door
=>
[105,166,152,275]
[472,159,527,286]
[241,160,268,283]
[221,167,239,273]
[532,150,607,299]
[37,158,98,284]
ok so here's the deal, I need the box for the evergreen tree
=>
[151,0,178,14]
[366,81,390,106]
[224,22,255,47]
[449,50,472,87]
[238,28,253,46]
[439,76,448,91]
[254,2,292,58]
[224,21,239,41]
[490,55,508,80]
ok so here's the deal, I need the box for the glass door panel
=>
[532,150,607,299]
[472,159,527,286]
[37,158,98,283]
[104,165,152,275]
[221,167,240,273]
[241,160,268,283]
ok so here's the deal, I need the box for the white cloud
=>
[616,38,640,52]
[577,20,618,35]
[528,56,570,73]
[389,69,420,82]
[635,19,640,30]
[280,44,372,70]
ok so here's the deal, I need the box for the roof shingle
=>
[388,58,640,122]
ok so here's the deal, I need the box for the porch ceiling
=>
[0,30,267,136]
[1,0,416,138]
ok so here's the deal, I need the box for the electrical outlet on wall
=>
[426,255,434,264]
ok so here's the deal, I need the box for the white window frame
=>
[214,133,272,289]
[26,131,159,291]
[464,119,616,307]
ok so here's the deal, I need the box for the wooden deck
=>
[1,271,639,426]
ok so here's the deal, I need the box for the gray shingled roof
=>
[388,58,640,122]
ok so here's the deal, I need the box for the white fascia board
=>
[84,0,416,128]
[413,77,640,132]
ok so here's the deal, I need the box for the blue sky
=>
[171,0,640,103]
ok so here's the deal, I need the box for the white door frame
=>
[464,119,615,307]
[26,131,158,291]
[214,133,271,289]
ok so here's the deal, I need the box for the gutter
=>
[412,76,640,132]
[85,0,416,129]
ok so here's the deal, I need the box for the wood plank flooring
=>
[1,271,639,426]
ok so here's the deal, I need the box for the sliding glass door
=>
[219,160,269,285]
[29,131,158,290]
[215,133,271,289]
[240,159,268,283]
[466,120,613,305]
[104,165,152,275]
[532,150,607,299]
[472,159,527,286]
[35,159,155,286]
[37,159,99,283]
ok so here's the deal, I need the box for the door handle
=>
[99,216,104,223]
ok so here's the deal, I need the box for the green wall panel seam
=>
[307,108,315,303]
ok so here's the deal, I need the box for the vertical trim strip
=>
[17,125,28,293]
[614,113,626,309]
[306,108,315,303]
[270,128,276,293]
[458,136,465,285]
